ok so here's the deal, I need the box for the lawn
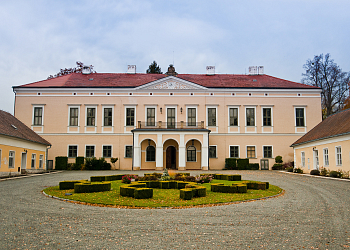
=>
[43,179,283,208]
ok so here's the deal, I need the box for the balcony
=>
[136,121,206,130]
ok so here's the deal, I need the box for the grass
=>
[43,179,283,208]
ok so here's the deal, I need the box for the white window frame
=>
[39,155,44,169]
[301,151,305,167]
[85,145,96,158]
[209,145,217,158]
[85,105,98,133]
[313,149,319,170]
[229,145,240,158]
[166,105,177,128]
[102,105,114,133]
[102,145,113,158]
[244,106,257,133]
[31,154,36,169]
[9,151,15,168]
[262,145,273,158]
[228,105,240,133]
[32,104,45,132]
[124,104,137,133]
[206,105,218,132]
[261,106,273,133]
[67,105,80,133]
[145,105,157,127]
[125,145,133,158]
[323,148,329,166]
[68,145,78,158]
[336,146,342,166]
[294,106,307,133]
[246,145,256,158]
[186,105,198,126]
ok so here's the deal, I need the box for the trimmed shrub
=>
[91,176,106,182]
[237,158,249,170]
[84,157,111,170]
[134,188,153,199]
[272,164,283,170]
[168,181,178,189]
[195,186,207,197]
[227,174,241,181]
[225,158,237,170]
[236,184,247,193]
[275,155,283,163]
[59,180,88,190]
[286,167,294,172]
[248,163,259,170]
[257,182,267,190]
[185,176,196,182]
[293,168,303,174]
[105,175,124,181]
[215,174,223,180]
[160,181,170,189]
[74,156,85,170]
[211,183,224,192]
[180,189,193,200]
[120,183,147,197]
[310,169,320,176]
[74,182,111,193]
[177,182,191,189]
[329,170,341,178]
[148,181,160,188]
[55,156,68,170]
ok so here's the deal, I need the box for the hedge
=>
[74,182,111,193]
[248,163,259,170]
[227,175,241,181]
[242,181,269,190]
[180,189,193,200]
[55,156,68,170]
[159,181,170,189]
[225,158,237,170]
[59,180,88,190]
[73,156,85,170]
[237,158,249,170]
[134,188,153,199]
[211,183,247,193]
[90,175,125,182]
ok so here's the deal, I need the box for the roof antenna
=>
[173,51,174,66]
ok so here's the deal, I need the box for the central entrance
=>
[166,146,176,169]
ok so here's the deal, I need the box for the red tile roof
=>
[15,73,319,89]
[291,109,350,147]
[0,110,51,146]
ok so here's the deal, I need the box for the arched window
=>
[146,145,155,162]
[187,146,196,162]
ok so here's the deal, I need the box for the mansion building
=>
[13,65,322,170]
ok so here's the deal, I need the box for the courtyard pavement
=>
[1,170,349,249]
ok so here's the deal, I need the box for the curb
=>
[280,171,350,182]
[0,171,63,182]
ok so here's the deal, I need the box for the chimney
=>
[82,65,92,74]
[249,66,257,75]
[127,65,136,74]
[206,66,215,75]
[258,66,264,75]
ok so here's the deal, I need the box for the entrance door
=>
[166,146,176,169]
[313,150,319,169]
[260,159,269,170]
[21,152,27,174]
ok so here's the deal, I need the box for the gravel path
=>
[1,170,349,249]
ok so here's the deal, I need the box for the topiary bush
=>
[227,174,241,181]
[272,163,283,170]
[329,170,342,178]
[293,168,303,174]
[310,169,320,175]
[275,155,283,163]
[74,182,111,193]
[55,156,68,170]
[134,188,153,199]
[74,156,85,170]
[59,180,88,190]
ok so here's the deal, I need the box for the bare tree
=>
[47,61,96,79]
[302,53,350,118]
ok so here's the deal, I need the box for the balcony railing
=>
[136,121,205,129]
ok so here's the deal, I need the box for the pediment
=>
[135,76,207,90]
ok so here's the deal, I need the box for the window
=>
[39,155,43,169]
[167,108,176,128]
[147,108,155,126]
[86,146,95,158]
[263,146,272,158]
[246,108,255,126]
[209,146,217,158]
[0,150,1,168]
[263,108,271,126]
[126,108,135,126]
[146,146,155,162]
[296,108,305,127]
[69,108,79,126]
[208,108,216,126]
[9,151,15,168]
[323,148,329,166]
[336,146,342,165]
[68,145,78,158]
[187,146,196,162]
[125,146,133,158]
[247,146,256,158]
[86,108,96,126]
[103,146,112,158]
[229,108,238,126]
[31,154,36,168]
[104,108,112,126]
[230,146,239,158]
[301,152,305,167]
[188,108,196,126]
[315,150,319,168]
[33,107,43,125]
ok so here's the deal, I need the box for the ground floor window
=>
[187,146,196,162]
[336,146,342,165]
[301,152,305,167]
[86,146,95,158]
[247,146,256,158]
[146,146,155,162]
[31,154,36,168]
[103,145,112,158]
[209,146,217,158]
[230,146,239,158]
[263,146,272,158]
[323,148,329,166]
[39,155,43,169]
[125,146,133,158]
[68,145,77,158]
[9,151,15,168]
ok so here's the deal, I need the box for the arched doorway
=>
[166,146,176,169]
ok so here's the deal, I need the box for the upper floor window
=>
[208,108,216,126]
[263,108,271,126]
[323,148,329,166]
[229,108,238,126]
[9,151,15,168]
[209,146,217,158]
[126,108,135,126]
[187,146,196,162]
[246,108,255,126]
[31,154,36,168]
[295,108,305,127]
[68,145,77,158]
[187,108,196,126]
[147,108,155,126]
[33,107,43,125]
[86,108,96,126]
[336,146,342,165]
[146,145,155,162]
[230,146,239,158]
[167,108,176,129]
[69,108,79,126]
[86,145,95,158]
[103,108,113,126]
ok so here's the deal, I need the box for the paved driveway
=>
[1,170,349,249]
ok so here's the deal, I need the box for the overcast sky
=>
[1,0,349,114]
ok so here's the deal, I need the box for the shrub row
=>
[202,174,241,181]
[180,186,207,200]
[90,175,126,182]
[59,180,89,190]
[211,183,247,193]
[242,181,269,190]
[224,158,251,170]
[74,182,111,193]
